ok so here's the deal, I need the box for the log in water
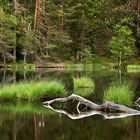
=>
[43,94,140,120]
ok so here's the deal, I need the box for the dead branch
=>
[43,94,140,120]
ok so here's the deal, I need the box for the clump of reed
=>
[0,81,66,100]
[74,77,94,96]
[104,81,134,106]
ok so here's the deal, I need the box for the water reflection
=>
[0,69,140,139]
[0,110,140,140]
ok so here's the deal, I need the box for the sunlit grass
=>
[0,81,66,100]
[104,81,134,106]
[74,77,94,96]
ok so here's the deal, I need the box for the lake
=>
[0,68,140,140]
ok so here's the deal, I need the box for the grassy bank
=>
[0,81,66,100]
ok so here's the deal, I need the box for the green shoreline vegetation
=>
[104,81,134,106]
[0,81,66,100]
[74,77,95,96]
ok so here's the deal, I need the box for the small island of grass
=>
[74,77,95,96]
[104,82,134,106]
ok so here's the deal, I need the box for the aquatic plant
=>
[0,81,66,100]
[74,77,94,96]
[104,81,134,106]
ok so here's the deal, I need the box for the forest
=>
[0,0,140,67]
[1,1,140,139]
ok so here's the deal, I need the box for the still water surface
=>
[0,69,140,140]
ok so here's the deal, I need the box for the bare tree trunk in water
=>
[43,94,140,120]
[34,113,37,140]
[34,113,41,140]
[13,120,17,140]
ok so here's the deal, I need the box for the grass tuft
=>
[74,77,94,96]
[104,81,134,106]
[0,81,66,100]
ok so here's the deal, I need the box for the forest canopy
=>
[0,0,140,66]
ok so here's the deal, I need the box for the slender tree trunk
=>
[13,72,16,84]
[3,50,7,69]
[13,47,16,63]
[2,69,6,84]
[81,10,85,53]
[24,49,27,64]
[118,51,122,67]
[13,0,17,63]
[137,0,140,34]
[60,1,64,32]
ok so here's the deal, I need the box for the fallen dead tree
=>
[43,94,140,119]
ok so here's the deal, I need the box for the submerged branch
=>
[43,94,140,120]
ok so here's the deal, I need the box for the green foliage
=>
[0,0,139,64]
[109,20,136,65]
[0,81,66,100]
[83,47,95,63]
[0,7,16,51]
[74,77,94,96]
[104,81,134,105]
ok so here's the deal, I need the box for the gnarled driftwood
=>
[43,94,140,120]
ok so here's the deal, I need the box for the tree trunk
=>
[60,1,64,32]
[119,52,122,67]
[3,50,7,69]
[24,49,27,64]
[118,51,122,67]
[13,0,17,63]
[34,0,42,31]
[13,47,16,63]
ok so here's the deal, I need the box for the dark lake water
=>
[0,68,140,140]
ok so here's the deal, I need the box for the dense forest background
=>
[0,0,140,66]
